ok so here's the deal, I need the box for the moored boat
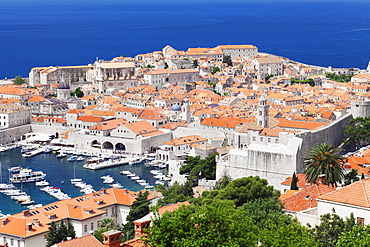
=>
[10,168,46,183]
[8,166,23,173]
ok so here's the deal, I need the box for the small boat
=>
[36,180,49,186]
[103,177,114,184]
[120,170,131,175]
[76,157,84,162]
[131,176,140,180]
[126,173,136,177]
[100,175,111,180]
[136,179,147,183]
[110,183,123,189]
[70,178,82,184]
[56,152,67,158]
[145,185,154,189]
[67,156,78,162]
[8,166,23,173]
[61,180,64,184]
[20,199,35,205]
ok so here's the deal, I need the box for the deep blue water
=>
[0,2,369,78]
[0,148,159,215]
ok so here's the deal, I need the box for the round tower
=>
[57,81,70,101]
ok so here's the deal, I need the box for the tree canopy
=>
[155,181,193,207]
[179,153,218,183]
[211,66,220,74]
[336,225,370,247]
[222,55,232,66]
[344,116,370,147]
[325,72,353,82]
[13,75,26,85]
[46,220,76,247]
[309,212,356,247]
[93,218,119,243]
[302,143,346,187]
[195,176,280,207]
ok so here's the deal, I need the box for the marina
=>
[0,147,167,215]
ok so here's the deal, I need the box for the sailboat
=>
[70,162,82,184]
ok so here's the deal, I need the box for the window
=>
[260,137,263,142]
[10,239,14,246]
[267,138,271,143]
[357,217,365,227]
[252,137,256,141]
[84,224,87,232]
[91,222,94,230]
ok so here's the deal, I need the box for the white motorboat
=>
[155,181,165,185]
[103,177,114,184]
[67,156,79,162]
[136,179,147,183]
[120,170,131,175]
[110,183,123,189]
[36,180,49,186]
[100,175,111,180]
[10,168,46,183]
[8,166,23,173]
[127,173,136,177]
[56,152,67,158]
[70,178,82,184]
[144,185,154,189]
[22,148,43,158]
[131,176,140,180]
[76,157,84,162]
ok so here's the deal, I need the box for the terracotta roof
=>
[124,121,162,136]
[158,201,190,215]
[318,178,370,208]
[28,95,47,102]
[282,183,335,212]
[77,116,104,123]
[55,235,102,247]
[277,118,328,130]
[201,117,254,129]
[281,173,309,188]
[89,118,128,131]
[145,68,198,75]
[163,135,207,146]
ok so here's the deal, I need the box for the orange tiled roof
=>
[282,183,335,212]
[201,116,254,129]
[163,135,207,146]
[28,95,47,102]
[318,178,370,208]
[277,118,328,130]
[77,116,104,123]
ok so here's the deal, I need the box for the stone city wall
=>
[0,125,32,145]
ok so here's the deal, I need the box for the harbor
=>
[0,147,167,215]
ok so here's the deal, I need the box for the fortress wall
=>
[0,125,32,145]
[217,147,299,189]
[296,114,353,172]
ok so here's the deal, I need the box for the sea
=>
[0,148,159,215]
[1,2,370,79]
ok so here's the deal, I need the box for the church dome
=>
[58,81,70,90]
[171,105,181,111]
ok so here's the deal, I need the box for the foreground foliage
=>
[93,218,120,243]
[344,116,370,147]
[46,220,76,247]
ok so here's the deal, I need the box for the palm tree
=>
[303,143,347,187]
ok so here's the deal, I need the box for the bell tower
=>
[256,94,269,128]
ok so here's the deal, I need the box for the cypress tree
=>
[66,221,76,239]
[362,173,365,180]
[58,220,68,243]
[46,221,59,247]
[290,172,299,190]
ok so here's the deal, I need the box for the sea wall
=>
[0,125,32,145]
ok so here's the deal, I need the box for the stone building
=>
[0,103,31,129]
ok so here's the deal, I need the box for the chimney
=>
[2,218,10,227]
[32,218,41,227]
[102,230,122,247]
[134,220,151,238]
[26,223,33,232]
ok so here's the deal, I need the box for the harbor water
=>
[0,148,161,215]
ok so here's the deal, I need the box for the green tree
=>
[46,221,59,247]
[325,72,353,82]
[122,191,150,241]
[336,225,370,247]
[362,173,365,179]
[343,169,360,186]
[302,143,346,187]
[241,197,292,228]
[180,153,218,184]
[222,55,232,66]
[344,116,370,147]
[58,220,68,243]
[74,87,84,98]
[13,75,26,85]
[213,174,232,190]
[211,66,220,74]
[197,176,280,207]
[145,200,259,247]
[66,221,76,239]
[156,181,193,207]
[290,172,299,190]
[93,218,119,243]
[310,212,356,247]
